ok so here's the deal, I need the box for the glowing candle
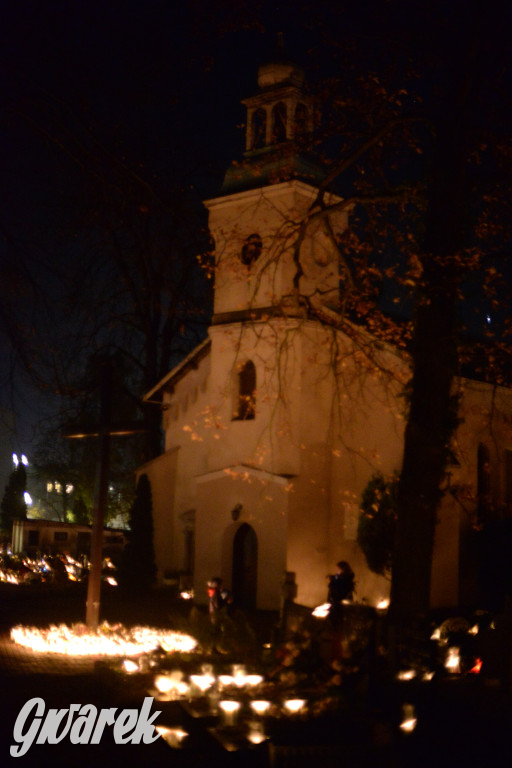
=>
[445,647,461,674]
[156,726,188,748]
[190,673,215,693]
[400,703,417,733]
[250,700,271,716]
[283,698,306,714]
[397,669,416,681]
[219,700,241,726]
[245,674,264,687]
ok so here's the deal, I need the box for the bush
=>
[118,474,156,592]
[357,472,398,577]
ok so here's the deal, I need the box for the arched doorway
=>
[232,523,258,610]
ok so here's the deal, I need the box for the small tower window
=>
[234,361,256,420]
[294,103,308,140]
[271,102,287,143]
[241,234,262,267]
[251,109,266,149]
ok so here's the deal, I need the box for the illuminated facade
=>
[140,61,512,611]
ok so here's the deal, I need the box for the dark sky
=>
[0,0,262,453]
[0,0,341,453]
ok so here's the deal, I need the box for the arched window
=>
[251,109,266,149]
[241,233,262,267]
[234,361,256,420]
[294,103,308,140]
[271,102,287,143]
[478,443,491,519]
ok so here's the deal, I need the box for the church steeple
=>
[221,55,325,194]
[242,60,313,152]
[206,60,346,322]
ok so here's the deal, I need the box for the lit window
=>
[234,361,256,421]
[294,103,308,140]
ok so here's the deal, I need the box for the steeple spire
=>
[221,57,324,194]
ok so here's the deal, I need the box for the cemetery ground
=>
[0,582,511,767]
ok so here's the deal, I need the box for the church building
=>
[139,59,512,612]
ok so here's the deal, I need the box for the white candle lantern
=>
[247,723,266,744]
[283,698,306,715]
[444,646,461,673]
[400,703,417,733]
[250,700,271,716]
[156,726,188,748]
[219,700,241,727]
[122,659,139,674]
[190,673,215,694]
[245,674,264,687]
[155,674,175,694]
[396,669,416,681]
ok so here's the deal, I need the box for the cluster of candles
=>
[393,620,485,735]
[150,663,307,736]
[0,554,117,585]
[12,622,198,656]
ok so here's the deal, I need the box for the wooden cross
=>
[64,358,146,629]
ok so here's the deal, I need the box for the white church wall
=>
[206,181,347,317]
[136,448,178,582]
[286,325,408,608]
[195,467,289,610]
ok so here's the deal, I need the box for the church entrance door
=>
[232,523,258,610]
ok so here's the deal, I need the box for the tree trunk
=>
[390,77,473,620]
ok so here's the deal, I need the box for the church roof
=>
[142,338,211,403]
[221,146,327,194]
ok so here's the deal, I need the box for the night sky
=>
[0,0,261,455]
[0,0,343,456]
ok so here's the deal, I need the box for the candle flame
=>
[10,622,197,657]
[284,698,306,714]
[250,700,271,715]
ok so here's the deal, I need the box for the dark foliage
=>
[0,465,27,532]
[357,472,398,577]
[118,473,156,593]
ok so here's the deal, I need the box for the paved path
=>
[0,630,97,674]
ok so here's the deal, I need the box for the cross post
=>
[64,357,146,629]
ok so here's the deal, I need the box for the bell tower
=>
[242,60,314,152]
[205,58,347,324]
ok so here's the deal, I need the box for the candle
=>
[283,698,306,714]
[250,700,271,716]
[156,726,188,748]
[219,700,241,726]
[190,673,215,693]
